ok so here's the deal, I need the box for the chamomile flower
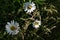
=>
[24,2,36,13]
[33,20,41,29]
[5,20,20,35]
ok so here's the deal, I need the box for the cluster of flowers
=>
[5,2,41,35]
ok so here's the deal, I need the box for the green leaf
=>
[35,0,45,5]
[14,0,20,3]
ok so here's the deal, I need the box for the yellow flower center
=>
[10,26,16,31]
[28,5,32,9]
[34,22,39,25]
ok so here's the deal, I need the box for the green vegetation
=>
[0,0,60,40]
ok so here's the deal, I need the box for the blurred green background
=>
[0,0,60,40]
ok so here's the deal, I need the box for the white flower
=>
[5,20,20,35]
[24,2,36,13]
[33,20,41,29]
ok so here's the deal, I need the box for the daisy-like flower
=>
[24,2,36,13]
[33,20,41,29]
[5,20,20,35]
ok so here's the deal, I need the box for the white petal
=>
[31,6,36,10]
[7,22,11,26]
[24,8,28,11]
[6,25,10,28]
[11,20,14,25]
[39,21,41,25]
[33,25,39,29]
[6,28,11,33]
[15,22,19,27]
[32,2,35,6]
[15,31,19,35]
[27,10,30,13]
